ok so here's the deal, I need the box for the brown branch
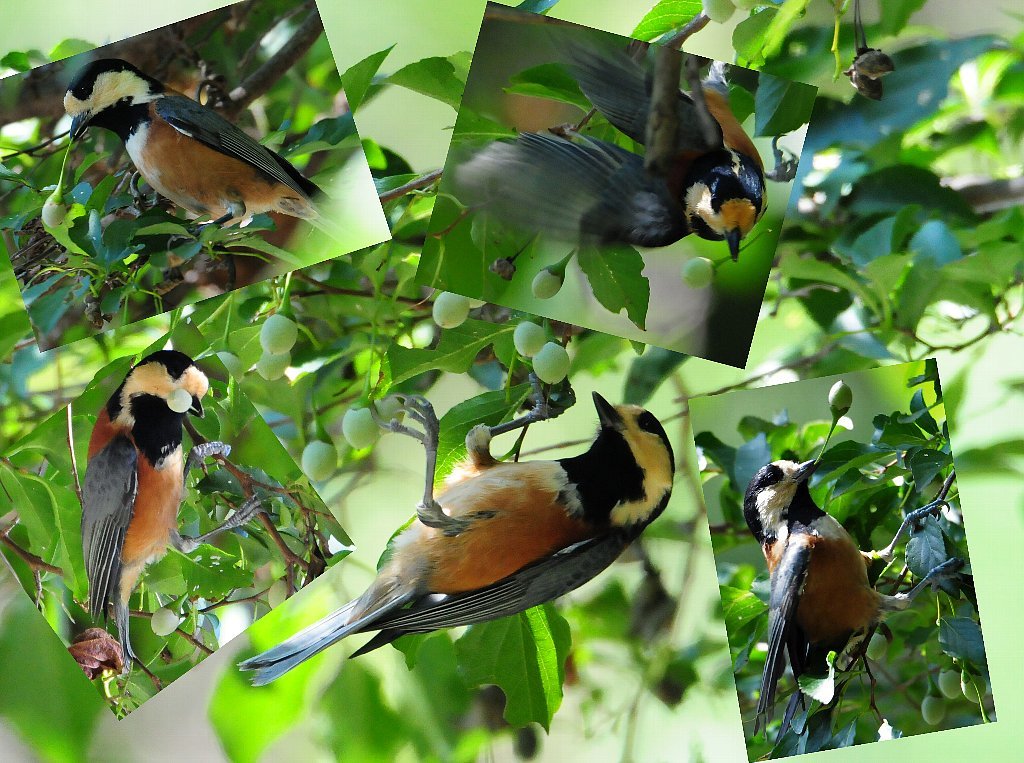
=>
[378,169,443,204]
[291,270,427,306]
[223,3,324,118]
[662,12,711,50]
[0,528,63,575]
[129,609,214,655]
[645,46,683,176]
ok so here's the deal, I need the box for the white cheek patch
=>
[684,182,722,232]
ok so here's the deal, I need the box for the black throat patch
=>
[558,428,646,526]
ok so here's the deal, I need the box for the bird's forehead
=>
[772,460,803,480]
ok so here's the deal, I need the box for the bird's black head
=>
[682,149,766,261]
[559,394,675,531]
[742,459,819,543]
[64,58,163,140]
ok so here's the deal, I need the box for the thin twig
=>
[67,403,84,506]
[662,12,711,50]
[378,169,443,204]
[224,3,324,117]
[0,529,63,575]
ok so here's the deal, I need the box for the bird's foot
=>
[766,136,800,183]
[416,500,472,537]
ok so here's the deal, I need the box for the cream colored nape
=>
[64,68,157,116]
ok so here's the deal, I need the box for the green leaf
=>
[517,0,560,11]
[320,661,405,762]
[719,585,767,632]
[797,650,836,704]
[694,432,736,486]
[622,347,687,405]
[211,640,316,763]
[754,74,817,137]
[631,1,703,41]
[0,590,104,763]
[577,244,650,331]
[505,63,589,110]
[734,433,771,492]
[908,449,951,491]
[734,9,778,66]
[905,518,947,578]
[938,616,986,665]
[759,0,813,63]
[909,220,963,266]
[848,166,975,221]
[388,52,472,110]
[878,0,927,36]
[455,604,571,730]
[387,319,513,386]
[340,46,394,113]
[434,385,532,480]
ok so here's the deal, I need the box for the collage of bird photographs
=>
[0,1,1019,761]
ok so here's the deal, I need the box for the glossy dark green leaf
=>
[577,243,650,331]
[938,616,986,665]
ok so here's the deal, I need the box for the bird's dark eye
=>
[754,463,784,489]
[637,411,659,433]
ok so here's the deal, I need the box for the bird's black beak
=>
[725,228,742,262]
[69,112,91,140]
[189,396,204,418]
[592,392,622,429]
[794,459,818,483]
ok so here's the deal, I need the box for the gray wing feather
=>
[454,133,688,247]
[155,95,319,199]
[353,531,635,651]
[81,435,138,619]
[755,538,811,734]
[565,42,723,153]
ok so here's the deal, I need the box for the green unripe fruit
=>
[513,321,547,358]
[151,606,181,637]
[681,257,715,288]
[166,388,194,414]
[828,380,853,416]
[267,579,288,608]
[921,695,945,725]
[260,314,298,355]
[256,351,290,381]
[301,440,337,482]
[373,396,404,426]
[468,298,486,309]
[938,669,961,699]
[342,407,380,449]
[217,351,246,378]
[41,192,67,227]
[702,0,736,24]
[432,292,471,329]
[531,269,563,299]
[961,673,983,704]
[865,632,887,660]
[533,342,570,384]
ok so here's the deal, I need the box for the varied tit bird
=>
[239,391,675,685]
[455,41,765,261]
[81,350,262,668]
[63,58,321,225]
[742,459,963,736]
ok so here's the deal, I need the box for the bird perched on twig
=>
[455,39,768,261]
[63,58,321,225]
[81,350,262,670]
[742,459,964,737]
[239,387,675,685]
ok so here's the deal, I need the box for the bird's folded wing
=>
[81,434,138,619]
[155,95,320,199]
[755,536,811,734]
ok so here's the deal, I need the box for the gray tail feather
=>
[238,592,412,686]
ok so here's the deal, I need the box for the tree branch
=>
[223,2,324,118]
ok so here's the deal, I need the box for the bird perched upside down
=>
[455,40,766,260]
[63,58,321,225]
[81,350,262,669]
[743,459,964,736]
[239,389,675,685]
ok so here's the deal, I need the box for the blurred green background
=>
[1,1,1023,762]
